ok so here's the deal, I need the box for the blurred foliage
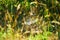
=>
[0,0,60,40]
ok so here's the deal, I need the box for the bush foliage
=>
[0,0,60,40]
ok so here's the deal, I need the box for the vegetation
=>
[0,0,60,40]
